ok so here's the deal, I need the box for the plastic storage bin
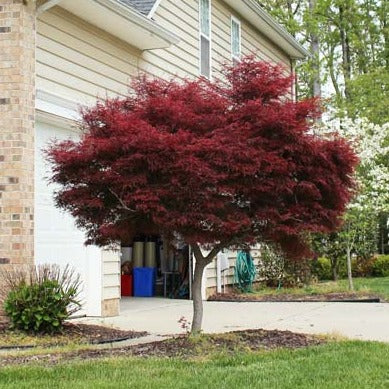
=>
[121,274,133,296]
[133,267,157,297]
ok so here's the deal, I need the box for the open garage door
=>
[34,120,102,316]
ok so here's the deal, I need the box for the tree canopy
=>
[47,58,357,260]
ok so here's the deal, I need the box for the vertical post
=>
[216,252,222,293]
[188,245,193,300]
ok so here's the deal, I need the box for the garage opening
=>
[120,235,192,300]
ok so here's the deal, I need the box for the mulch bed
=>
[0,329,324,366]
[208,292,382,303]
[129,329,323,357]
[0,322,147,349]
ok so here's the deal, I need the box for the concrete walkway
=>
[79,297,389,342]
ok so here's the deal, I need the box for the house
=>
[0,0,307,317]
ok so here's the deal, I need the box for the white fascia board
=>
[224,0,308,59]
[59,0,180,50]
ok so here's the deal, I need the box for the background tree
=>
[314,117,389,286]
[47,58,357,332]
[257,0,389,121]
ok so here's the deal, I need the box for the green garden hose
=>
[234,250,257,292]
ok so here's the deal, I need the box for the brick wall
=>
[0,0,36,314]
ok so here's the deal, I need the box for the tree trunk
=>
[190,253,207,333]
[309,0,322,99]
[346,246,354,291]
[190,243,223,333]
[338,5,352,101]
[326,26,342,99]
[331,260,338,281]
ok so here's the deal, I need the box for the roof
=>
[118,0,157,16]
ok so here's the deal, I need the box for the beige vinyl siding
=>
[141,0,199,80]
[150,0,291,83]
[101,250,120,301]
[37,2,291,104]
[37,7,140,105]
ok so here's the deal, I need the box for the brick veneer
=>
[0,0,36,313]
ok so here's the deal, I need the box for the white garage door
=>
[35,120,102,316]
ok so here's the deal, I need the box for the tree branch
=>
[191,242,228,265]
[108,189,136,213]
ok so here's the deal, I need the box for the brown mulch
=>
[129,329,323,357]
[0,329,324,366]
[0,322,147,348]
[208,292,382,302]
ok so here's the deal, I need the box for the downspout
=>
[290,58,298,101]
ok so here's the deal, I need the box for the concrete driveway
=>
[80,297,389,342]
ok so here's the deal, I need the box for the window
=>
[199,0,211,78]
[231,16,241,63]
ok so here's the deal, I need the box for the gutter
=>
[243,0,309,59]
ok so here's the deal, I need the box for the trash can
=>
[121,274,133,296]
[133,267,157,297]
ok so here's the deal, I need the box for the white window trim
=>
[231,15,241,62]
[199,0,212,79]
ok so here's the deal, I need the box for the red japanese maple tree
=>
[47,57,357,331]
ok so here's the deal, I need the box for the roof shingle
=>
[118,0,157,16]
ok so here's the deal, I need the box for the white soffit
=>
[223,0,308,59]
[59,0,180,50]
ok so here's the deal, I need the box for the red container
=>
[121,274,133,296]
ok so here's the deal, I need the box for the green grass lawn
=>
[1,341,389,388]
[252,277,389,300]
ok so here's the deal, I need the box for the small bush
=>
[311,257,332,280]
[372,255,389,277]
[257,245,285,287]
[257,245,313,287]
[2,264,81,333]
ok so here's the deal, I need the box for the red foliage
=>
[47,57,358,259]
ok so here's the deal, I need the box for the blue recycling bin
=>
[133,267,157,297]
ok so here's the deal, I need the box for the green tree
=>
[345,69,389,125]
[312,210,378,282]
[315,117,389,287]
[258,0,389,123]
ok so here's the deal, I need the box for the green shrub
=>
[311,257,332,280]
[2,264,81,333]
[372,255,389,277]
